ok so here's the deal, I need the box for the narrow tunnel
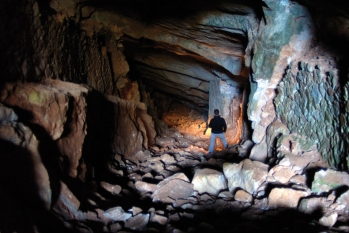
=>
[0,0,349,232]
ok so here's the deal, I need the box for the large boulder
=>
[0,80,89,178]
[268,188,310,208]
[191,168,227,195]
[311,169,349,194]
[151,173,194,204]
[223,159,268,195]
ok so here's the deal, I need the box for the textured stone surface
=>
[125,213,150,231]
[223,159,268,195]
[274,62,343,168]
[191,168,227,195]
[103,207,132,222]
[311,169,349,193]
[234,190,253,203]
[268,188,309,208]
[152,173,194,203]
[52,181,81,220]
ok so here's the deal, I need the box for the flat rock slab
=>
[192,168,227,195]
[268,188,309,208]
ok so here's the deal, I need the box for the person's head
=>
[214,109,219,116]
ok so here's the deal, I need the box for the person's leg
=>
[209,133,218,153]
[217,133,228,148]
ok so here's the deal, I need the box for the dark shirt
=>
[209,115,227,134]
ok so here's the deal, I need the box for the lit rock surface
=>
[152,173,194,204]
[223,159,268,195]
[268,188,309,208]
[311,169,349,194]
[191,168,227,195]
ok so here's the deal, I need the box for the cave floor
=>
[65,132,348,233]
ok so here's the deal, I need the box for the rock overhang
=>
[74,0,259,112]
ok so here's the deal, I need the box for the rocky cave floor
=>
[60,128,349,233]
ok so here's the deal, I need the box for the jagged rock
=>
[53,181,82,220]
[103,206,132,222]
[311,169,349,193]
[234,189,253,203]
[135,181,157,194]
[125,213,150,231]
[107,96,156,160]
[0,118,51,210]
[191,168,227,195]
[100,182,122,195]
[151,173,194,204]
[155,136,176,148]
[336,190,349,209]
[269,165,296,184]
[131,206,143,216]
[0,104,18,121]
[0,80,89,178]
[319,212,338,227]
[268,188,309,208]
[160,153,176,164]
[223,159,268,195]
[150,214,168,225]
[289,174,307,185]
[176,137,192,148]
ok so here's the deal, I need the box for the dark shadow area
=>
[0,139,71,233]
[81,0,265,23]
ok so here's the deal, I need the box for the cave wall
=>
[248,0,349,169]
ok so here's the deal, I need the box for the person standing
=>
[207,109,228,154]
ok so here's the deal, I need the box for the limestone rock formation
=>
[223,159,268,195]
[191,168,227,195]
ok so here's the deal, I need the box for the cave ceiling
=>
[71,0,261,111]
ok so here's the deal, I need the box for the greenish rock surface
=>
[274,62,346,168]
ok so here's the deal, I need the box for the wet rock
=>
[100,182,122,195]
[192,168,227,195]
[135,181,157,194]
[125,213,150,231]
[319,212,338,228]
[234,189,253,203]
[268,188,309,208]
[311,169,349,193]
[223,159,268,195]
[152,173,194,204]
[103,206,132,222]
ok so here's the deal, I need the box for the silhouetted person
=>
[207,109,228,154]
